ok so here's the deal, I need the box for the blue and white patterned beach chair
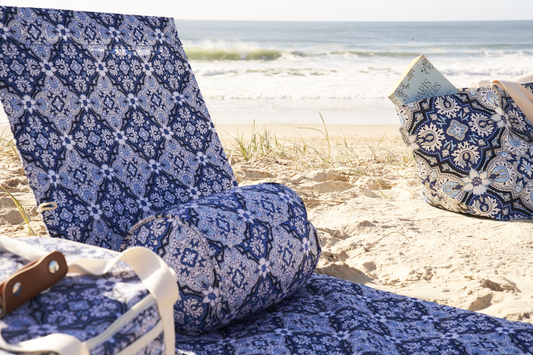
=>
[1,6,533,354]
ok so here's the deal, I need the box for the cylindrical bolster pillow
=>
[123,183,321,334]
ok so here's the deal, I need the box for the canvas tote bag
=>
[0,236,178,355]
[397,76,533,220]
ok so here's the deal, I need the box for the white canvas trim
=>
[0,236,179,355]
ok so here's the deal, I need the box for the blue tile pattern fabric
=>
[0,6,237,250]
[0,5,322,336]
[125,183,321,334]
[397,83,533,220]
[175,273,533,355]
[0,237,165,355]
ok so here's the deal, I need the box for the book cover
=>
[388,55,459,106]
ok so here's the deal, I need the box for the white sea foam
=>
[3,21,530,126]
[190,51,532,114]
[176,20,533,123]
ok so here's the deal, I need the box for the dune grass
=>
[222,122,415,176]
[0,184,36,235]
[0,133,38,235]
[0,121,416,236]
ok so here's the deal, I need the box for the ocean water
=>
[175,20,533,124]
[1,20,532,126]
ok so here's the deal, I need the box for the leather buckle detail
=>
[0,251,68,318]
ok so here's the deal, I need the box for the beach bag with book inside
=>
[0,236,178,355]
[397,77,533,220]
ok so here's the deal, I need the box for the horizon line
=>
[174,18,533,23]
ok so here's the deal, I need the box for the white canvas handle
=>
[514,71,533,84]
[0,236,178,355]
[470,79,533,122]
[491,79,533,121]
[0,332,90,355]
[0,235,49,261]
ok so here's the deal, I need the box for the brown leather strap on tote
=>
[0,251,67,318]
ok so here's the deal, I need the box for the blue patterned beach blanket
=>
[175,273,533,354]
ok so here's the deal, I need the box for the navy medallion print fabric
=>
[175,273,533,355]
[125,183,321,334]
[0,7,237,249]
[397,83,533,220]
[0,237,165,355]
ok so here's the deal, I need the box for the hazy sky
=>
[4,0,533,22]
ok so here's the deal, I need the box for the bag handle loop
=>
[491,80,533,122]
[470,79,533,122]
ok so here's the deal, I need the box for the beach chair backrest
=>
[0,7,237,249]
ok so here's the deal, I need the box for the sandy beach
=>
[1,121,533,324]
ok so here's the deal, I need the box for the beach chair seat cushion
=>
[0,6,237,251]
[175,273,533,355]
[0,236,170,355]
[124,182,321,334]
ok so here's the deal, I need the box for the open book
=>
[389,55,459,106]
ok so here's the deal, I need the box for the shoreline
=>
[0,108,400,127]
[209,108,399,126]
[1,123,404,149]
[215,123,402,143]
